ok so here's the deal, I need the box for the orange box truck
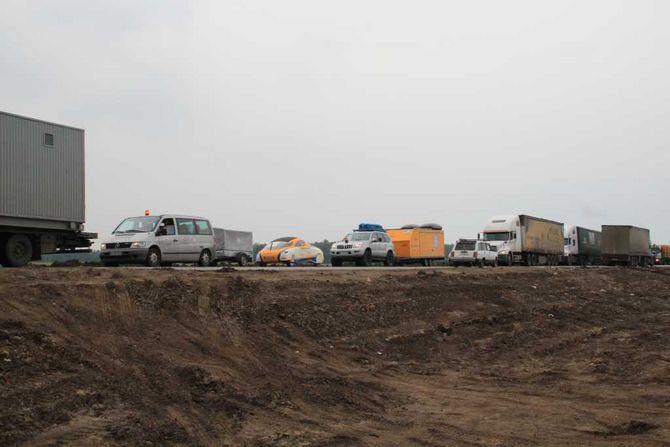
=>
[386,224,445,266]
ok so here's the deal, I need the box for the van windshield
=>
[483,232,510,242]
[344,232,371,242]
[114,216,160,234]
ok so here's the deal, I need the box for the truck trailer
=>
[601,225,652,267]
[482,215,564,266]
[0,112,96,266]
[213,228,253,266]
[386,224,445,266]
[563,225,602,266]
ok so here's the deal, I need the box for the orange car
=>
[257,237,324,266]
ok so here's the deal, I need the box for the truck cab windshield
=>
[114,216,160,234]
[344,232,372,242]
[483,232,511,242]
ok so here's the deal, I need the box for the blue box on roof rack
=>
[358,223,384,231]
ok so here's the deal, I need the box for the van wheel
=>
[146,248,161,267]
[198,250,212,267]
[5,234,33,267]
[384,251,394,266]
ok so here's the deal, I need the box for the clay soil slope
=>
[1,267,670,446]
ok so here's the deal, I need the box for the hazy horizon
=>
[2,1,668,244]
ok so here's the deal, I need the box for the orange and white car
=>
[257,237,324,266]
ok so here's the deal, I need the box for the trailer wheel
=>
[146,247,161,267]
[4,234,33,267]
[237,254,249,267]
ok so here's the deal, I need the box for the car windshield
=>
[344,232,371,242]
[113,216,160,234]
[483,232,510,242]
[456,241,476,250]
[269,240,291,249]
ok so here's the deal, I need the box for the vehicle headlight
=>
[130,241,146,248]
[100,243,107,250]
[353,243,362,248]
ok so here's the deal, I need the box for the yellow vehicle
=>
[257,237,324,266]
[386,224,445,266]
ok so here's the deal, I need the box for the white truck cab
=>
[99,214,215,267]
[481,215,520,265]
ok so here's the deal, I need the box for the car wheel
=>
[360,249,372,267]
[384,251,394,266]
[198,250,212,267]
[146,248,161,267]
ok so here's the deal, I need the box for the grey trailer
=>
[213,228,253,266]
[563,225,601,266]
[0,111,96,266]
[601,225,652,267]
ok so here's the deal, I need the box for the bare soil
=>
[1,266,669,446]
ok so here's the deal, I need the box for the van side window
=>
[176,219,196,235]
[382,233,391,243]
[159,218,176,236]
[195,220,212,235]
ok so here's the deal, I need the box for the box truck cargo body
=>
[601,225,652,266]
[386,224,445,266]
[213,228,253,266]
[661,245,670,265]
[482,215,563,266]
[563,225,601,265]
[0,112,96,266]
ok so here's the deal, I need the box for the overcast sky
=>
[2,1,669,243]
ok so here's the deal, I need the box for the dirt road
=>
[1,267,669,446]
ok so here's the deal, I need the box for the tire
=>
[331,258,342,267]
[238,254,249,267]
[4,234,33,267]
[492,258,498,267]
[146,247,161,267]
[525,254,532,267]
[198,250,212,267]
[359,249,372,267]
[259,261,267,267]
[507,253,514,266]
[478,258,484,268]
[384,251,394,266]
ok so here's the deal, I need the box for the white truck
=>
[482,215,564,266]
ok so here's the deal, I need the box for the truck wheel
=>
[4,234,33,267]
[331,258,342,267]
[146,248,161,267]
[198,250,212,267]
[238,254,248,267]
[384,251,394,266]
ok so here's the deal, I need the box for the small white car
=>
[449,239,498,267]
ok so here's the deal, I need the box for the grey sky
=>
[2,1,668,243]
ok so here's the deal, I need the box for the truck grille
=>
[106,242,132,249]
[337,244,353,249]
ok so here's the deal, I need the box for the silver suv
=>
[330,230,395,266]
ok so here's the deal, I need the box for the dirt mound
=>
[1,267,669,446]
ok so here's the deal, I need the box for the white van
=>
[99,214,215,267]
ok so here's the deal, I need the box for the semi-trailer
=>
[386,224,445,266]
[482,215,564,266]
[563,225,602,266]
[601,225,652,267]
[0,112,96,267]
